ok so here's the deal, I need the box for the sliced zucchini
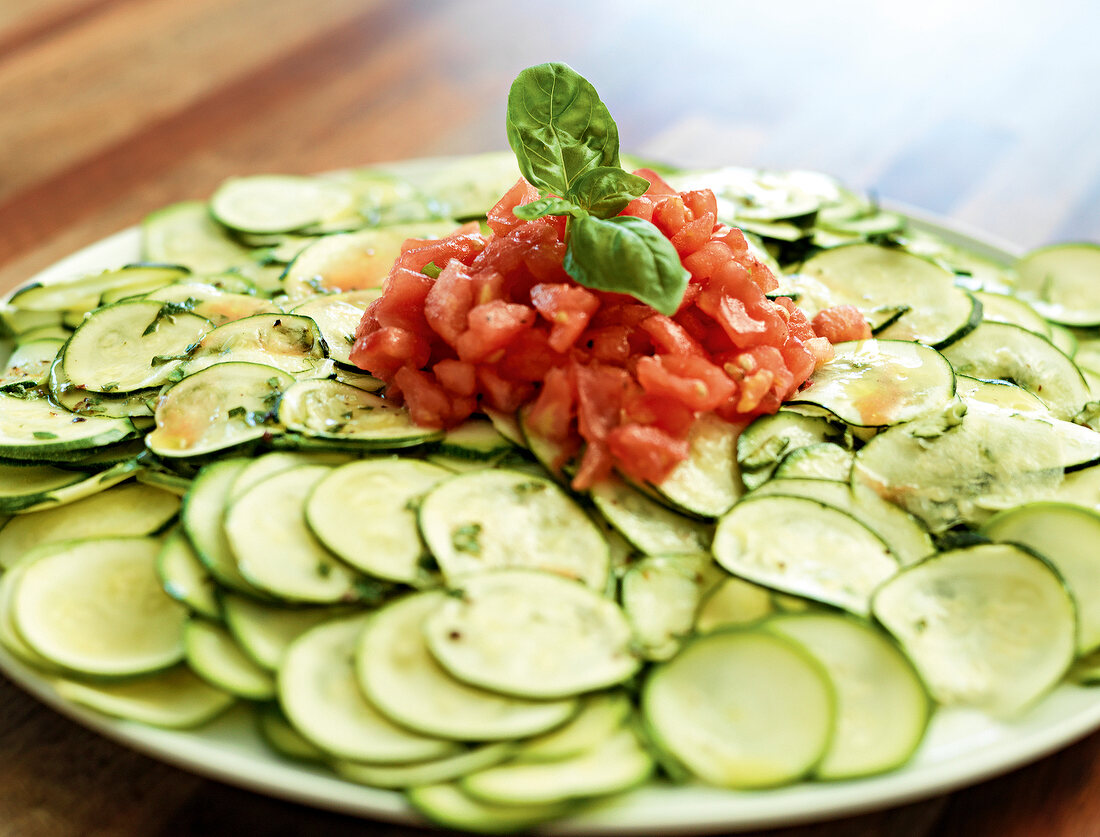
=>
[405,783,574,835]
[737,410,844,489]
[461,725,654,806]
[156,527,220,620]
[621,553,723,661]
[765,613,930,780]
[771,441,853,481]
[289,291,377,365]
[12,537,188,678]
[649,413,742,517]
[278,616,458,763]
[853,400,1092,532]
[417,469,609,589]
[0,337,64,391]
[588,475,713,556]
[145,362,293,458]
[142,201,256,275]
[433,418,515,461]
[305,459,450,585]
[9,264,190,315]
[277,378,442,449]
[181,458,270,597]
[0,461,86,514]
[940,320,1090,420]
[642,628,834,788]
[1014,243,1100,326]
[872,543,1076,717]
[144,282,281,325]
[422,569,640,699]
[516,691,633,763]
[62,299,210,392]
[228,449,356,502]
[210,175,357,235]
[184,618,276,700]
[221,593,351,671]
[713,495,898,615]
[334,743,515,790]
[981,502,1100,654]
[179,313,329,379]
[694,576,775,632]
[973,290,1051,337]
[0,481,180,570]
[356,590,578,741]
[798,243,979,347]
[281,222,455,298]
[54,665,234,729]
[224,464,363,604]
[788,339,956,427]
[0,392,134,460]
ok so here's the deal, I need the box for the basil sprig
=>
[506,63,689,315]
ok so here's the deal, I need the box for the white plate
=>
[2,209,1100,834]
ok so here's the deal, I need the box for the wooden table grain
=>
[3,1,1100,835]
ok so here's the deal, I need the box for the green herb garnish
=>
[505,63,689,315]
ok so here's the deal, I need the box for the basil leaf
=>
[512,196,587,221]
[567,167,649,219]
[506,63,621,197]
[563,216,690,316]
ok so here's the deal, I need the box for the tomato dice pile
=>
[350,170,869,490]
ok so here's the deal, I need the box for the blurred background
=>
[2,0,1100,293]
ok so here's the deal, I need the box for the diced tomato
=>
[352,173,833,490]
[652,197,689,238]
[433,358,477,397]
[634,168,678,198]
[477,364,535,413]
[526,365,576,443]
[574,362,630,444]
[606,423,689,485]
[670,211,716,257]
[487,178,542,237]
[424,261,474,347]
[812,305,873,343]
[682,189,718,221]
[572,439,615,490]
[638,314,705,356]
[636,354,736,412]
[349,326,430,379]
[530,283,600,353]
[394,366,475,427]
[454,300,536,363]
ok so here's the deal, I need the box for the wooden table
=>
[3,1,1100,834]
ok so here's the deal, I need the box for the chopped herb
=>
[101,381,120,392]
[422,262,442,279]
[451,522,483,555]
[316,562,333,578]
[32,431,58,439]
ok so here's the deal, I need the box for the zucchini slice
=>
[145,362,294,458]
[184,618,276,700]
[642,628,834,788]
[417,469,610,589]
[872,543,1076,717]
[799,243,980,347]
[461,725,654,806]
[54,665,234,729]
[0,392,134,460]
[334,743,515,790]
[305,458,450,585]
[712,495,898,615]
[62,299,211,392]
[355,590,578,741]
[277,379,441,449]
[12,536,188,678]
[179,313,329,379]
[9,264,190,315]
[788,339,956,427]
[406,783,574,835]
[981,502,1100,654]
[422,569,640,699]
[278,616,458,763]
[289,291,377,365]
[221,593,348,671]
[940,321,1090,420]
[144,282,281,325]
[649,413,742,518]
[765,613,930,780]
[589,475,713,556]
[141,201,256,275]
[621,553,724,661]
[210,175,357,235]
[224,464,364,604]
[1015,243,1100,326]
[156,527,220,620]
